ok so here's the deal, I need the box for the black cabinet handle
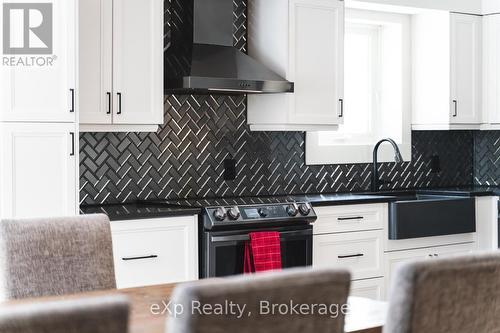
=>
[70,132,75,156]
[117,92,122,115]
[70,89,75,113]
[122,255,158,261]
[337,216,364,221]
[339,99,344,118]
[452,100,457,117]
[338,254,364,259]
[106,92,111,114]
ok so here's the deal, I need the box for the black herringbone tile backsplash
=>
[474,131,500,186]
[79,97,474,204]
[79,0,475,205]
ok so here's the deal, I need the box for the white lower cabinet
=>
[0,123,77,218]
[384,242,475,297]
[313,204,385,300]
[110,216,198,289]
[313,202,483,302]
[313,204,386,234]
[350,278,385,301]
[313,230,384,280]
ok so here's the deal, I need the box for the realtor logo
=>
[3,3,53,55]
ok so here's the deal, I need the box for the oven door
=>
[202,225,312,278]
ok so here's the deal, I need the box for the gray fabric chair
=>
[384,253,500,333]
[0,295,129,333]
[0,214,116,300]
[167,267,351,333]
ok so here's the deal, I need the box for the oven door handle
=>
[210,230,311,243]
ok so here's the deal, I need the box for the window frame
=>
[305,8,412,165]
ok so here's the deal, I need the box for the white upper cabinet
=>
[247,0,344,131]
[0,123,77,219]
[412,12,482,130]
[482,14,500,127]
[0,0,76,123]
[112,0,164,126]
[79,0,164,132]
[79,0,113,125]
[450,14,482,125]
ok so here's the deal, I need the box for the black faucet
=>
[371,138,404,192]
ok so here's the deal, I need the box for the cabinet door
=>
[0,123,77,218]
[483,15,500,124]
[450,14,482,124]
[111,216,198,289]
[79,0,113,124]
[112,0,163,125]
[0,0,76,122]
[289,0,344,125]
[384,242,475,297]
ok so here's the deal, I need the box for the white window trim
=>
[306,8,412,165]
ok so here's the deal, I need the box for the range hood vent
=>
[165,0,294,94]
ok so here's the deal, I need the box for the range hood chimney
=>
[165,0,294,94]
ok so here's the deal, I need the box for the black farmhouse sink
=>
[388,195,476,240]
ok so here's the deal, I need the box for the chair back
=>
[384,253,500,333]
[0,295,129,333]
[167,267,351,333]
[0,214,116,299]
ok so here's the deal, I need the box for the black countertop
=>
[80,203,202,221]
[80,186,500,221]
[414,186,500,197]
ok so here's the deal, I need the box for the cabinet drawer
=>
[313,230,384,280]
[314,204,386,235]
[350,278,385,301]
[111,216,198,289]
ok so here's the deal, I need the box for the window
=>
[306,9,412,165]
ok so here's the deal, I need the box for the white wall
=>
[482,0,500,14]
[349,0,482,14]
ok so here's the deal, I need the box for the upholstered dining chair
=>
[384,253,500,333]
[0,295,129,333]
[167,267,352,333]
[0,214,116,300]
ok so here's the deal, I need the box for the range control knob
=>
[298,203,311,216]
[286,204,299,217]
[213,207,227,221]
[227,207,241,220]
[258,208,269,218]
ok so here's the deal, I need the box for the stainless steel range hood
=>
[165,0,294,94]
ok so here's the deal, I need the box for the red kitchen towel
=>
[243,231,282,273]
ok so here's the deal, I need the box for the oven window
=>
[212,238,311,277]
[214,243,245,277]
[281,239,309,268]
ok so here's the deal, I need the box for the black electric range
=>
[143,196,317,278]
